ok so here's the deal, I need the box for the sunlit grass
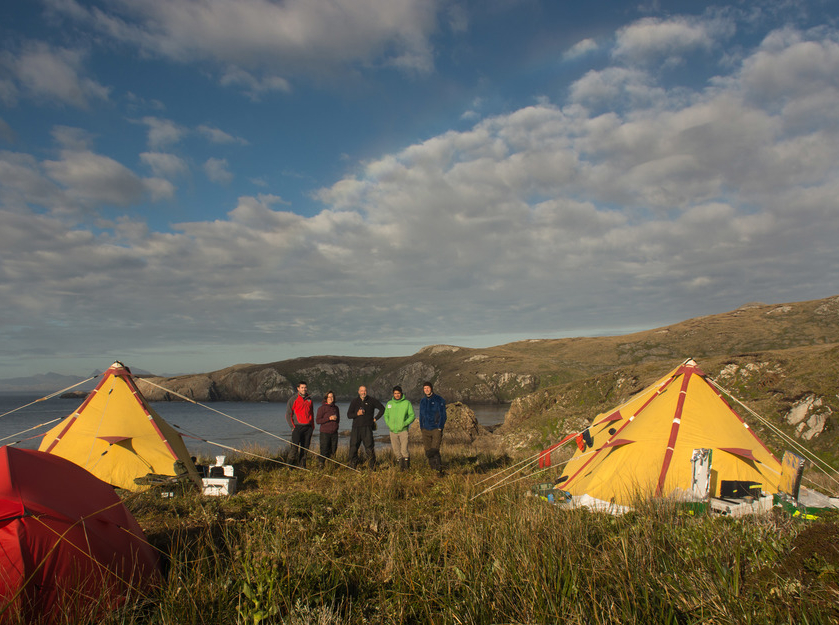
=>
[11,447,838,624]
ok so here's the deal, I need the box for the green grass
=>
[13,444,836,625]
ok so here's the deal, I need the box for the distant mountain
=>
[0,366,162,393]
[0,372,94,394]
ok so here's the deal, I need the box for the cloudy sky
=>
[1,0,838,379]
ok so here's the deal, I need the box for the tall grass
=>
[14,446,838,624]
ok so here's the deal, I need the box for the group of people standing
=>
[284,381,447,473]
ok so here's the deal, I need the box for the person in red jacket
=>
[285,381,314,468]
[315,390,340,469]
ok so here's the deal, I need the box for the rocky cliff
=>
[136,348,539,404]
[137,295,839,411]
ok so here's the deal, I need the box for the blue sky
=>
[1,0,838,379]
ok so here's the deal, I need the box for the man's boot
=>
[399,457,407,471]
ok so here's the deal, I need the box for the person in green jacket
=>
[382,385,415,470]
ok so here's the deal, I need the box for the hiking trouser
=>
[291,424,313,468]
[349,426,375,468]
[318,431,339,467]
[421,428,443,470]
[389,430,410,461]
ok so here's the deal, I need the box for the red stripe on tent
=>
[594,411,623,425]
[562,372,681,489]
[123,375,180,461]
[602,438,634,449]
[719,447,759,462]
[655,370,691,496]
[42,385,103,453]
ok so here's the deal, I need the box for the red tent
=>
[0,447,160,623]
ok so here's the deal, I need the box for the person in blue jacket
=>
[419,381,447,474]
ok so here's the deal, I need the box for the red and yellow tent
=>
[39,362,201,492]
[555,360,782,507]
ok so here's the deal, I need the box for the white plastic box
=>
[201,476,237,496]
[201,455,237,495]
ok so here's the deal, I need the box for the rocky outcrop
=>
[407,401,501,452]
[376,362,437,397]
[786,395,832,441]
[136,374,219,402]
[136,359,534,404]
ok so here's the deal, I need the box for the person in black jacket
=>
[346,385,385,469]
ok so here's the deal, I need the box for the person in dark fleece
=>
[315,390,340,468]
[346,385,385,469]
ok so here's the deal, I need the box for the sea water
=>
[0,393,509,458]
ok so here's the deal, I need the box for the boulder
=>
[408,401,498,450]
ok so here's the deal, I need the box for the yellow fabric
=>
[39,364,201,492]
[559,362,781,507]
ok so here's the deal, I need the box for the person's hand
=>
[357,409,364,416]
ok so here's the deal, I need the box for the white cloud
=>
[1,132,176,215]
[218,67,291,99]
[140,152,189,178]
[563,38,598,60]
[4,14,839,378]
[736,32,839,106]
[0,41,110,108]
[0,151,65,212]
[204,157,233,184]
[613,15,734,66]
[197,125,249,145]
[46,0,440,86]
[140,117,187,149]
[51,125,94,151]
[568,67,661,108]
[43,150,148,207]
[144,176,177,201]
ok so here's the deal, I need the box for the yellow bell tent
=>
[39,362,202,492]
[555,359,782,508]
